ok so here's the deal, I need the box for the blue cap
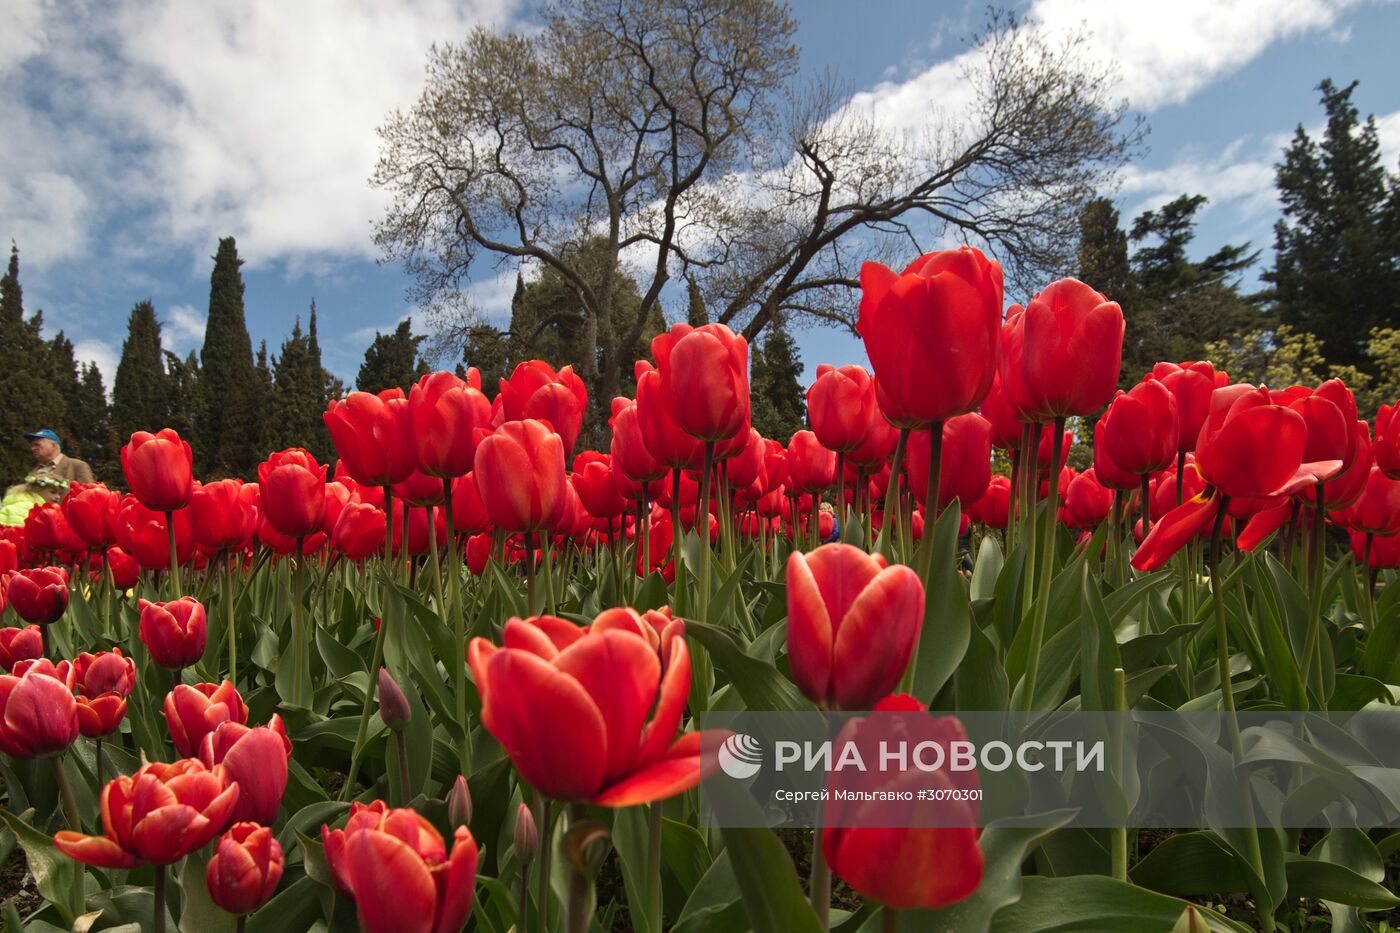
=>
[24,429,61,445]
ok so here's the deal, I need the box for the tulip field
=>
[3,247,1400,932]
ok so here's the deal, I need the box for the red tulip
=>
[1061,468,1113,529]
[473,420,567,533]
[121,429,194,512]
[165,680,247,758]
[409,370,492,478]
[449,473,490,534]
[467,612,716,805]
[807,364,878,452]
[1316,421,1374,511]
[105,547,139,590]
[1353,530,1400,569]
[113,496,196,571]
[1092,418,1141,492]
[822,695,982,910]
[724,428,766,490]
[191,479,259,553]
[1017,278,1125,420]
[1333,466,1400,536]
[1376,402,1400,480]
[71,648,135,738]
[321,802,478,933]
[609,396,668,485]
[846,401,899,468]
[258,449,328,538]
[54,758,239,867]
[394,468,447,508]
[857,247,1003,427]
[1098,380,1179,477]
[465,532,492,576]
[1284,379,1358,482]
[206,823,285,916]
[61,482,120,548]
[24,503,85,556]
[635,363,705,470]
[651,323,750,444]
[978,372,1024,451]
[787,431,836,493]
[967,474,1011,528]
[0,660,78,757]
[1151,361,1228,451]
[139,597,208,670]
[498,360,588,458]
[0,626,42,671]
[572,452,628,520]
[786,544,925,710]
[6,567,68,625]
[0,538,17,577]
[904,413,992,511]
[200,716,292,825]
[324,390,415,487]
[321,481,354,536]
[331,501,386,561]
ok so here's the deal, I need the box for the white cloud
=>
[1028,0,1363,110]
[0,0,519,278]
[72,338,118,384]
[164,303,207,351]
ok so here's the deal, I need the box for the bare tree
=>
[372,2,1141,413]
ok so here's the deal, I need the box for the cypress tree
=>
[749,317,806,440]
[0,246,66,481]
[1267,79,1400,371]
[45,332,81,448]
[165,351,201,440]
[111,301,170,443]
[265,304,336,460]
[463,324,509,398]
[685,276,708,326]
[71,363,114,481]
[357,319,428,394]
[197,237,259,477]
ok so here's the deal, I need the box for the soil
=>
[0,846,42,920]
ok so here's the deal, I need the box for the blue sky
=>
[3,0,1398,389]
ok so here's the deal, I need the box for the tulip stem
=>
[919,421,944,580]
[809,827,830,929]
[535,794,553,933]
[540,532,558,616]
[165,510,180,598]
[1299,484,1327,706]
[223,557,237,689]
[53,755,79,830]
[878,429,910,561]
[1110,666,1128,883]
[1019,426,1040,625]
[524,532,539,614]
[153,863,167,933]
[390,728,410,807]
[343,576,390,801]
[698,445,715,622]
[1209,495,1274,932]
[881,907,898,933]
[834,451,845,538]
[1108,491,1123,587]
[95,737,105,789]
[567,803,592,933]
[1019,418,1064,712]
[235,916,246,933]
[442,480,472,775]
[670,470,686,616]
[647,802,663,929]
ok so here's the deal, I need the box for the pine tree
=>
[1266,79,1400,371]
[112,301,171,443]
[197,237,259,477]
[749,316,805,440]
[71,363,114,481]
[357,319,428,394]
[45,332,81,447]
[462,324,509,397]
[164,351,201,440]
[1076,198,1132,301]
[0,246,67,481]
[265,304,336,460]
[685,276,708,326]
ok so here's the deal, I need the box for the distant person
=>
[0,430,94,526]
[820,500,841,543]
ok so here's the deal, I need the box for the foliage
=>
[749,316,806,440]
[198,237,262,478]
[263,305,342,462]
[0,244,67,484]
[356,319,429,394]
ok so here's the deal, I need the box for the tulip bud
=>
[1171,905,1209,933]
[377,667,411,732]
[514,802,538,864]
[447,774,473,828]
[206,822,285,916]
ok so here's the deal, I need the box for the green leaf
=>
[718,826,824,933]
[911,502,971,703]
[990,875,1251,932]
[954,620,1009,712]
[246,876,326,933]
[0,808,81,925]
[612,806,659,933]
[1130,831,1250,897]
[970,535,1004,602]
[898,810,1076,933]
[686,620,813,713]
[673,851,746,933]
[1284,856,1400,909]
[178,850,237,933]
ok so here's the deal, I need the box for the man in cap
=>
[20,429,94,503]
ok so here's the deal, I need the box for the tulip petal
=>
[592,730,721,807]
[553,630,660,783]
[1131,494,1220,572]
[344,829,436,933]
[636,637,691,767]
[785,552,835,704]
[831,565,925,711]
[432,829,480,933]
[481,648,608,800]
[1237,499,1294,551]
[53,830,140,869]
